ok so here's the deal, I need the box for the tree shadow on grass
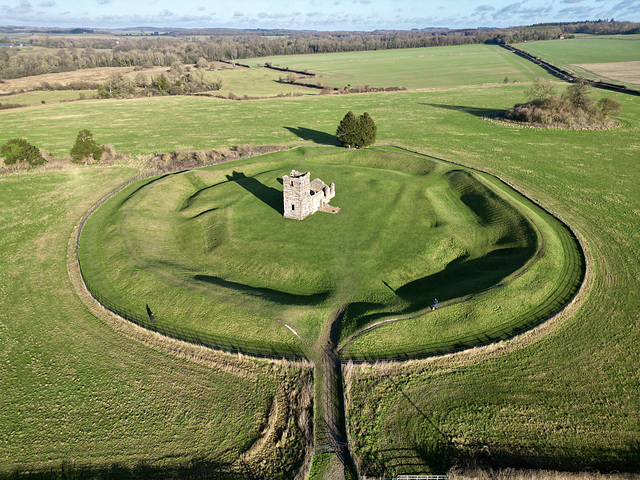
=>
[225,170,283,215]
[284,126,339,145]
[423,103,505,118]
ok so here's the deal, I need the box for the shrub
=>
[597,97,622,117]
[526,78,556,102]
[70,130,104,164]
[0,138,46,166]
[503,81,621,129]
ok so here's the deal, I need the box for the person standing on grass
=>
[434,298,438,310]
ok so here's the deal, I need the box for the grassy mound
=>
[79,146,577,359]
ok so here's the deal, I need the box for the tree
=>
[355,112,377,148]
[336,111,358,148]
[0,138,45,166]
[526,78,556,102]
[563,79,593,111]
[70,129,104,163]
[98,73,133,98]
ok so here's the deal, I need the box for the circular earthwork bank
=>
[78,146,584,360]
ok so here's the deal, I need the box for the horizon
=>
[1,0,639,32]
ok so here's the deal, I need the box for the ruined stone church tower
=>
[283,170,338,220]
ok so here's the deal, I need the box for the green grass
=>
[204,67,319,97]
[78,146,573,359]
[0,90,96,106]
[245,44,555,89]
[514,35,640,86]
[341,88,640,474]
[0,167,311,477]
[1,42,640,478]
[515,35,640,65]
[0,81,563,158]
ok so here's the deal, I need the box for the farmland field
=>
[514,35,640,86]
[1,41,640,478]
[0,89,95,105]
[245,44,555,89]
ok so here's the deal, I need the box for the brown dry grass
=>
[447,467,640,480]
[574,61,640,85]
[0,66,169,94]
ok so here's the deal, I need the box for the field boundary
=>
[501,43,640,96]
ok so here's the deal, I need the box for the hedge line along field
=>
[514,34,640,66]
[0,166,313,478]
[244,44,554,89]
[78,146,575,359]
[1,52,640,476]
[513,34,640,86]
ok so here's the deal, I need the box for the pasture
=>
[514,35,640,86]
[0,166,312,477]
[1,40,639,478]
[245,44,555,89]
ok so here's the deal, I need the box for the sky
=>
[1,0,639,31]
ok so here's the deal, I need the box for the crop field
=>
[1,41,640,478]
[514,35,640,86]
[245,44,555,89]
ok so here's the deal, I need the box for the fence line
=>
[396,475,447,480]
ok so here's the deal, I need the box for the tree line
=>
[1,20,638,80]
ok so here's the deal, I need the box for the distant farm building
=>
[283,170,339,220]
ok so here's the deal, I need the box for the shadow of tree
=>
[423,103,505,118]
[225,171,283,214]
[284,126,339,145]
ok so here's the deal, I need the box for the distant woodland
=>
[0,20,639,80]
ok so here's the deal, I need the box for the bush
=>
[70,130,104,164]
[0,138,46,166]
[502,81,621,129]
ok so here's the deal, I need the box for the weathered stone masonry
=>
[283,170,339,220]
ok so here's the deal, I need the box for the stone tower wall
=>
[283,171,312,220]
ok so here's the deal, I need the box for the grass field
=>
[514,35,640,86]
[204,66,318,97]
[1,41,639,478]
[245,44,555,89]
[0,90,95,105]
[0,166,313,478]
